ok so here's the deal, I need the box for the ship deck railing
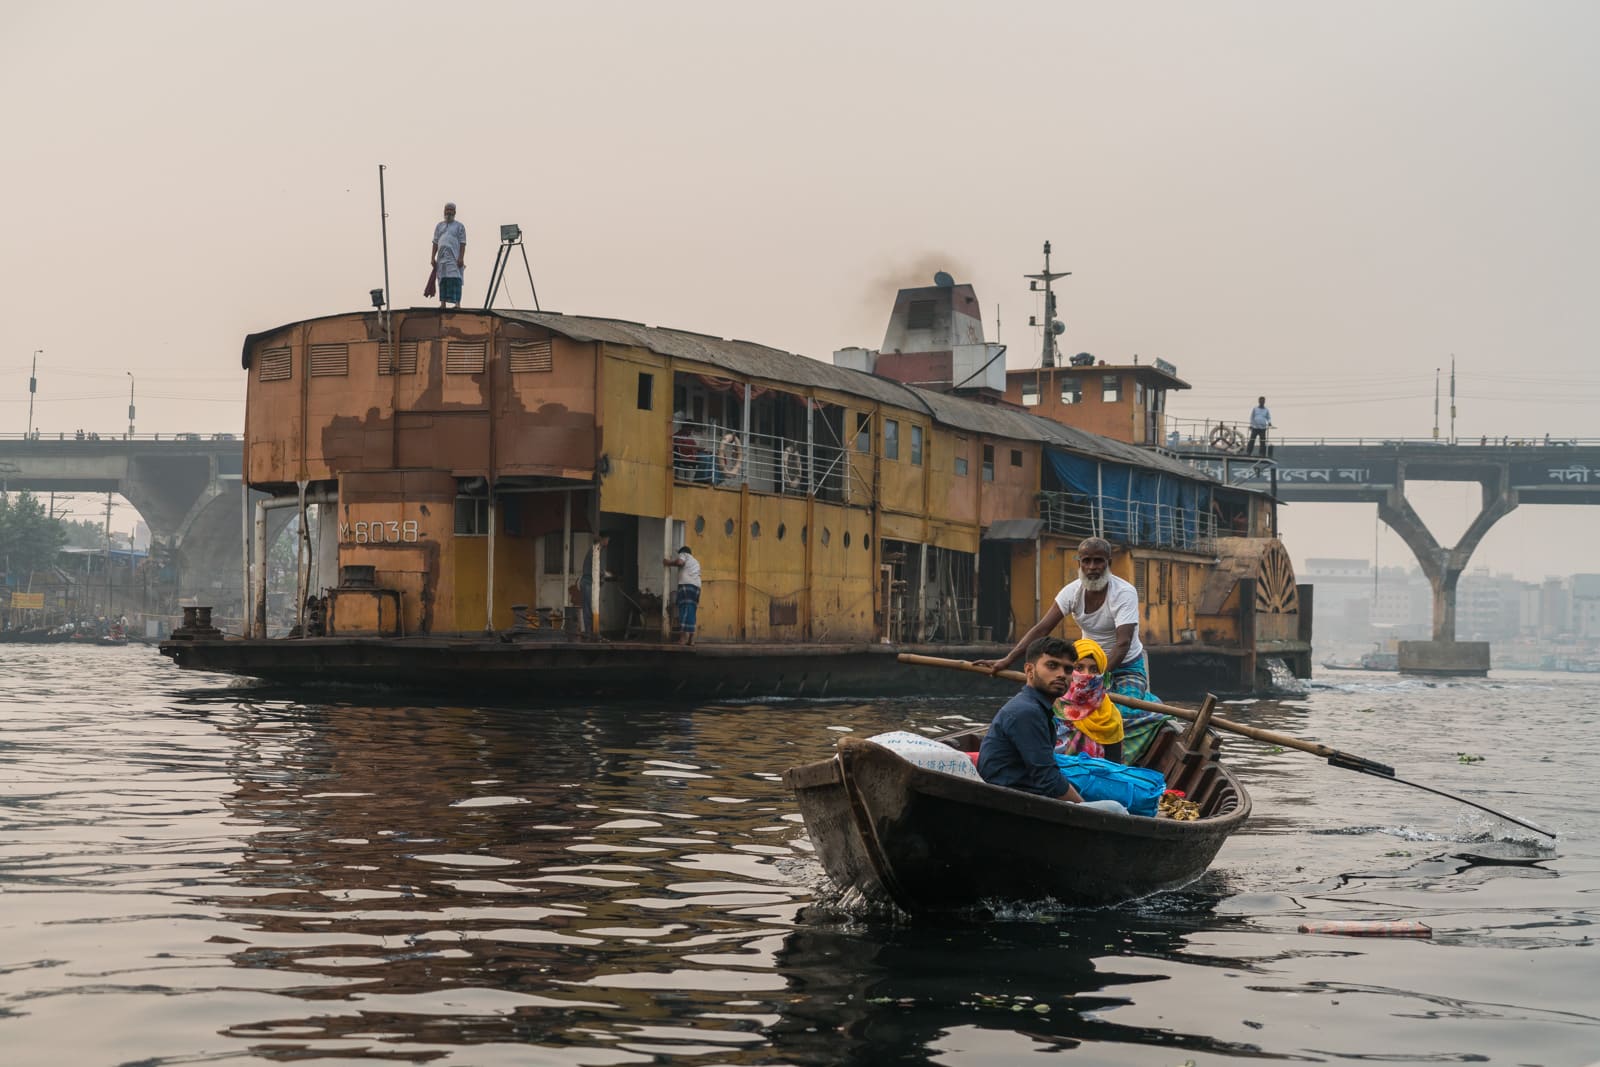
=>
[1038,492,1218,554]
[672,419,857,502]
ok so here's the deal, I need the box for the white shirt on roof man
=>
[433,211,466,279]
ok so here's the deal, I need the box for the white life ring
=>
[782,446,803,491]
[717,433,743,477]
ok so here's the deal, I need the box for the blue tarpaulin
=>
[1044,449,1207,547]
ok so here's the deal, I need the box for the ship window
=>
[954,436,969,477]
[1021,381,1039,406]
[854,413,871,453]
[863,533,871,550]
[777,523,786,540]
[308,343,349,377]
[454,497,489,536]
[724,518,735,536]
[508,339,552,373]
[637,372,654,411]
[694,515,705,535]
[981,444,995,482]
[844,531,852,549]
[446,341,487,374]
[911,425,923,466]
[1010,449,1023,467]
[1101,374,1121,403]
[750,521,761,539]
[542,531,563,574]
[380,341,418,375]
[907,300,936,330]
[821,527,831,547]
[257,346,291,382]
[1060,380,1081,404]
[1135,382,1145,405]
[884,419,899,460]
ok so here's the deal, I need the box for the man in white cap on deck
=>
[431,202,467,309]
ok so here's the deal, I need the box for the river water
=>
[2,646,1595,1066]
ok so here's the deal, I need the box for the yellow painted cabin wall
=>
[597,344,670,520]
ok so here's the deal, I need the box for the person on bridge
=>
[430,202,467,309]
[1248,397,1272,457]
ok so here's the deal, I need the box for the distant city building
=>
[1573,574,1600,639]
[1298,557,1599,667]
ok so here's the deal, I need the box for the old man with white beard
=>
[975,536,1171,762]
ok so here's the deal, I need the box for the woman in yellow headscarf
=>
[1052,638,1125,763]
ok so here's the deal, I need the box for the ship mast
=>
[1025,240,1070,369]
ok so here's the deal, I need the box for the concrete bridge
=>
[0,434,249,601]
[1184,436,1600,672]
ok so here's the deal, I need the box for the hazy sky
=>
[4,1,1596,580]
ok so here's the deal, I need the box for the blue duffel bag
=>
[1053,753,1167,817]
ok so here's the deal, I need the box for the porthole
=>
[821,527,831,547]
[863,533,871,551]
[694,515,705,535]
[844,531,852,549]
[777,523,787,540]
[724,518,735,536]
[750,521,762,539]
[801,525,808,544]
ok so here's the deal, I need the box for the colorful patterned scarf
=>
[1053,638,1125,757]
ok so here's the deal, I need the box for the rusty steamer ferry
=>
[162,262,1311,699]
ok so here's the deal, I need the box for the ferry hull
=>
[159,637,1304,701]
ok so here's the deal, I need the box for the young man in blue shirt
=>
[977,636,1085,802]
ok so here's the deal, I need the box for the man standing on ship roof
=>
[974,536,1171,761]
[431,202,467,309]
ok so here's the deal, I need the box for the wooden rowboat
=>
[783,718,1250,914]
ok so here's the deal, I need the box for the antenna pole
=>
[1024,241,1070,369]
[26,349,39,439]
[378,165,393,348]
[1449,356,1456,444]
[1432,367,1440,440]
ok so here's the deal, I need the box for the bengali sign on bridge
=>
[1514,461,1595,488]
[1193,460,1395,487]
[9,592,45,610]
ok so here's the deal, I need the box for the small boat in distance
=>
[783,718,1249,914]
[1322,647,1399,671]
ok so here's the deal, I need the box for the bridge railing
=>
[1271,435,1600,448]
[0,432,239,443]
[1163,417,1600,453]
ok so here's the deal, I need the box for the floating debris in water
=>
[1298,920,1432,937]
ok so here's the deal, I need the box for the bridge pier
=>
[1198,440,1600,676]
[1376,463,1515,675]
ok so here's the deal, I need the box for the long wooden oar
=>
[897,653,1555,839]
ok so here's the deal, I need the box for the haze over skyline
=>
[4,1,1596,581]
